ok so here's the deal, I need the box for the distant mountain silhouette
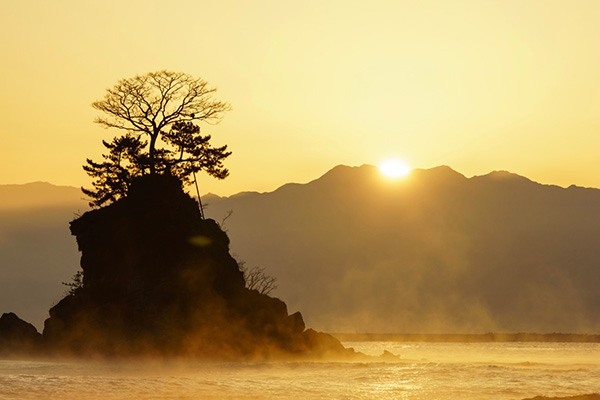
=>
[0,183,88,329]
[203,164,600,333]
[0,182,84,210]
[3,166,600,334]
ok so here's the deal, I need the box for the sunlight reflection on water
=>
[1,342,599,400]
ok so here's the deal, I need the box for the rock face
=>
[0,312,42,356]
[42,175,352,359]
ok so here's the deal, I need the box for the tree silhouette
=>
[82,134,146,206]
[62,270,83,296]
[238,261,278,295]
[83,71,231,207]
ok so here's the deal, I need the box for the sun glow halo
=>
[379,159,411,178]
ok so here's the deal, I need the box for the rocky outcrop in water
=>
[0,312,42,357]
[41,175,354,359]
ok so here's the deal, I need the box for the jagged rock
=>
[42,174,353,359]
[0,312,42,356]
[380,349,400,361]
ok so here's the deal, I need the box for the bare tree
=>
[92,70,230,174]
[217,209,234,232]
[238,261,278,295]
[84,71,232,206]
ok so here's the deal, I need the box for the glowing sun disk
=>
[379,159,411,178]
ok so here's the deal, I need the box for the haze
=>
[4,165,600,335]
[3,3,600,398]
[3,1,600,195]
[204,165,600,334]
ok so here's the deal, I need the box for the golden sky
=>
[2,0,600,195]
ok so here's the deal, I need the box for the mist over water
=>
[3,172,600,399]
[2,342,598,400]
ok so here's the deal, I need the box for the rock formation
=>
[0,312,42,357]
[41,174,354,359]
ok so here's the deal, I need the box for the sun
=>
[379,159,411,178]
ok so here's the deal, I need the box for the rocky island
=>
[1,175,356,360]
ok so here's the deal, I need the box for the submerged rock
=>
[42,174,354,359]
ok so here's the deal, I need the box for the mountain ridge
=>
[201,164,600,333]
[3,165,600,333]
[0,181,87,211]
[1,164,592,202]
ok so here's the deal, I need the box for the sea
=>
[1,341,598,400]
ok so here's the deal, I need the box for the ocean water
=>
[1,342,598,400]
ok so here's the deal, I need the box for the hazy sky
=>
[2,1,600,195]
